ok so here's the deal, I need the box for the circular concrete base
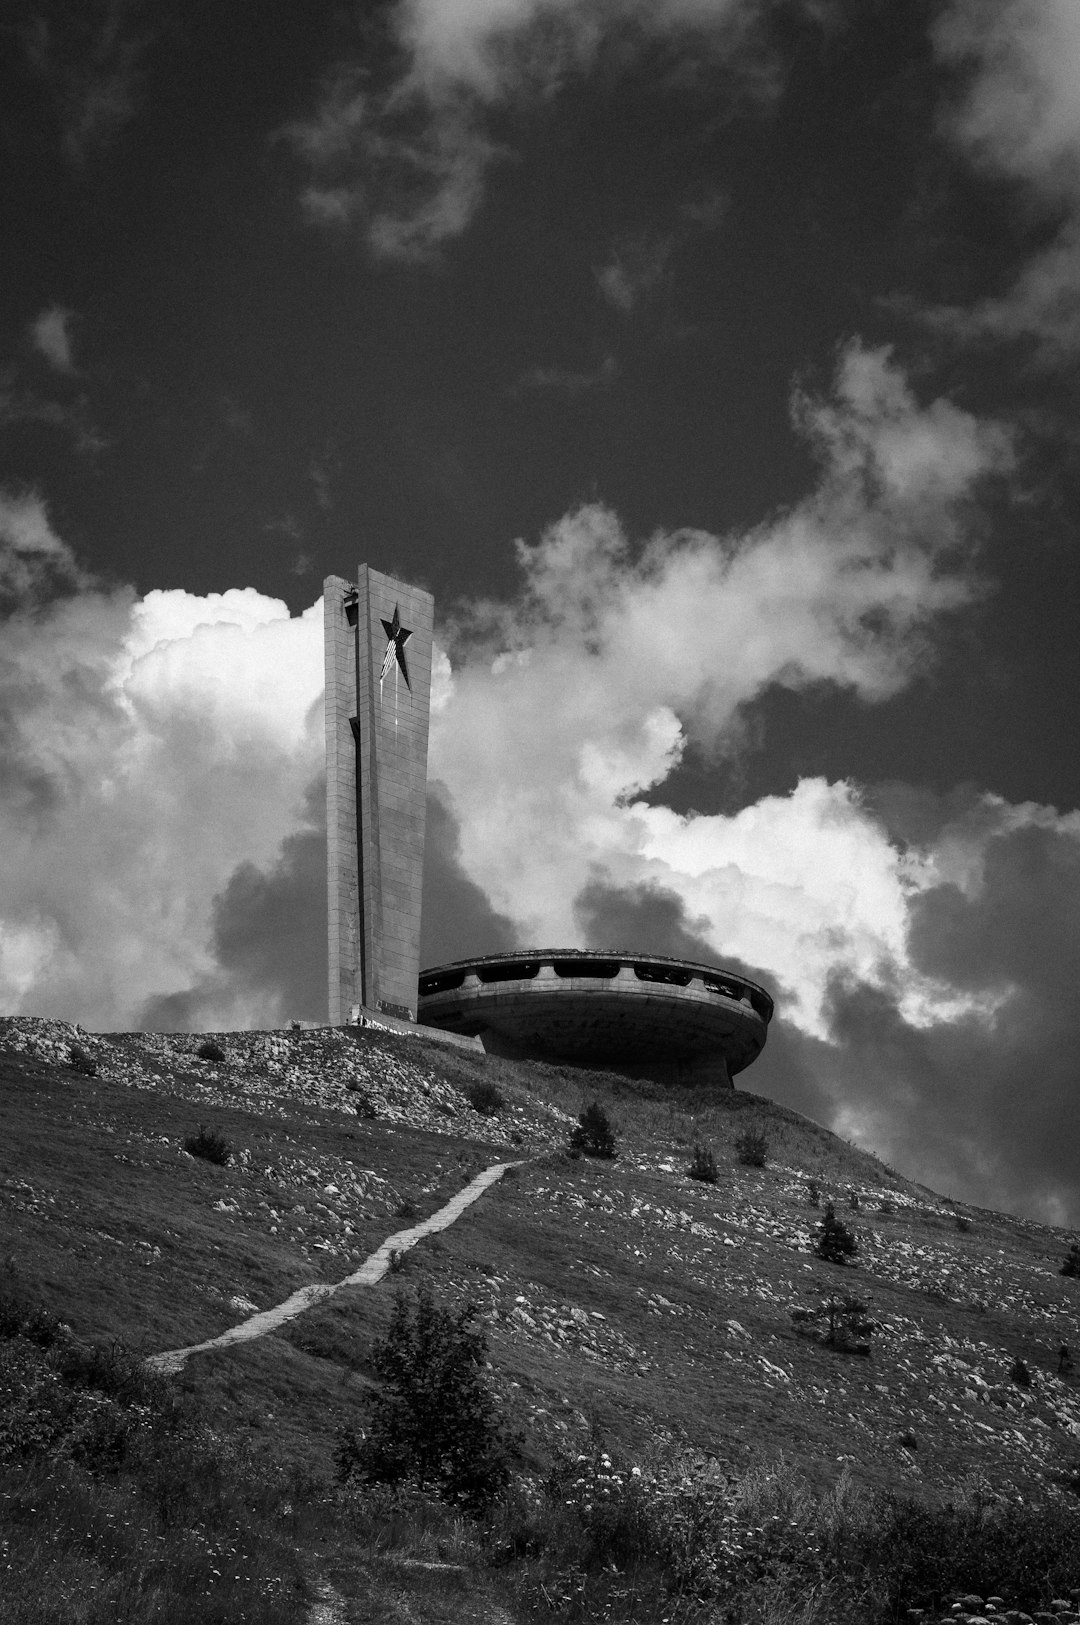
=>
[417,950,773,1086]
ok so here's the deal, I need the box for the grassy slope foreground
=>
[1,1013,1080,1623]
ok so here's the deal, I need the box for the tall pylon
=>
[324,566,434,1024]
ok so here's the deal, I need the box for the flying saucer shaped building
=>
[417,950,773,1088]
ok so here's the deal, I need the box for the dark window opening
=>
[477,959,541,983]
[634,963,692,986]
[702,975,747,1002]
[552,958,621,979]
[419,969,466,995]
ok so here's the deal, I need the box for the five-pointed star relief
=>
[380,604,412,689]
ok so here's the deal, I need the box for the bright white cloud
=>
[0,517,323,1028]
[30,307,76,374]
[933,0,1080,356]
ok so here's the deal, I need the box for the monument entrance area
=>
[324,566,434,1025]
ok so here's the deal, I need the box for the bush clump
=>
[688,1143,718,1184]
[1060,1241,1080,1278]
[346,1081,378,1118]
[569,1101,617,1160]
[734,1127,769,1167]
[66,1043,98,1077]
[0,1276,309,1621]
[792,1293,875,1355]
[183,1125,231,1166]
[814,1201,858,1265]
[336,1287,511,1510]
[464,1078,504,1117]
[195,1038,226,1063]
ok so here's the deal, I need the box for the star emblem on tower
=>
[379,604,412,689]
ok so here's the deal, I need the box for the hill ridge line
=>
[146,1158,523,1375]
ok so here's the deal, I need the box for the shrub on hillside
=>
[0,1287,185,1470]
[66,1043,98,1077]
[183,1125,231,1166]
[688,1144,718,1184]
[793,1293,874,1355]
[569,1101,617,1160]
[734,1128,769,1168]
[814,1202,858,1265]
[1061,1241,1080,1278]
[346,1081,378,1117]
[196,1038,226,1063]
[335,1287,511,1510]
[0,1287,309,1620]
[807,1177,820,1206]
[464,1078,504,1117]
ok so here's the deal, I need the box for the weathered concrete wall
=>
[325,567,434,1025]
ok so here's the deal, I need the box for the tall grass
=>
[0,1280,313,1624]
[482,1444,1080,1624]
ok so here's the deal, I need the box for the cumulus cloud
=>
[595,233,676,313]
[284,0,780,260]
[931,0,1080,358]
[0,517,325,1030]
[0,489,90,607]
[21,0,150,163]
[430,342,1010,976]
[30,307,76,374]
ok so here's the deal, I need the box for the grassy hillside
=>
[2,1013,1079,1623]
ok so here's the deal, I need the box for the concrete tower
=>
[324,566,434,1025]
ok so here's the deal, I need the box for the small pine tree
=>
[807,1178,820,1207]
[734,1128,769,1168]
[337,1287,510,1509]
[570,1101,617,1159]
[465,1078,504,1117]
[688,1144,718,1184]
[66,1043,98,1077]
[814,1202,858,1265]
[1061,1242,1080,1279]
[822,1293,873,1354]
[183,1125,231,1166]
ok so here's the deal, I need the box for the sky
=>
[3,0,1080,1228]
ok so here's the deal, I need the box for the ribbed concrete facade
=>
[325,567,434,1025]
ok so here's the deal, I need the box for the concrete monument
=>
[324,566,434,1025]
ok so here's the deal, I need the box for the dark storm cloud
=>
[138,780,329,1031]
[775,812,1080,1227]
[139,780,518,1030]
[574,875,723,963]
[572,836,1080,1230]
[421,783,518,966]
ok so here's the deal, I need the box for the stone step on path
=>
[146,1159,522,1375]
